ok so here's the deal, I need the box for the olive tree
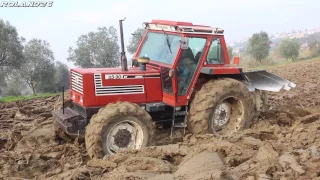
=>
[17,39,55,95]
[278,38,300,61]
[246,31,271,63]
[67,26,120,68]
[0,19,24,94]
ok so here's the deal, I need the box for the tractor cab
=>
[132,20,231,107]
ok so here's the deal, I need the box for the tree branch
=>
[25,80,32,89]
[0,49,7,64]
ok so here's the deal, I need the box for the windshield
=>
[137,32,181,65]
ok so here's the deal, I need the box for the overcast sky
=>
[0,0,319,68]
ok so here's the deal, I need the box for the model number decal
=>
[105,74,145,79]
[105,74,128,79]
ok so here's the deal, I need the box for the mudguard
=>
[243,70,296,92]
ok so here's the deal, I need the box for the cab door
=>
[173,36,208,106]
[160,36,209,107]
[160,65,178,106]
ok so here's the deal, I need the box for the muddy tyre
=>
[85,101,155,159]
[188,78,257,135]
[52,92,74,143]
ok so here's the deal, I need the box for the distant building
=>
[227,27,320,52]
[232,47,240,54]
[300,43,309,50]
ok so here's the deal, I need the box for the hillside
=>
[229,30,320,53]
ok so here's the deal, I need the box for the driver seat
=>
[181,48,195,64]
[194,51,202,63]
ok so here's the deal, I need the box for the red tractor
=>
[52,19,296,159]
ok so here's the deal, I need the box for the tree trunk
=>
[291,57,295,61]
[27,81,37,96]
[31,86,37,96]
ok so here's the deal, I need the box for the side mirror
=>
[180,37,189,49]
[168,69,175,78]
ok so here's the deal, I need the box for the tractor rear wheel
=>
[85,101,155,159]
[188,78,257,135]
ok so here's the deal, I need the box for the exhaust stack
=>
[119,18,128,71]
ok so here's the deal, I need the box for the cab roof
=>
[143,19,224,35]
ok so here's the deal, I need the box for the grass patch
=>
[244,56,320,71]
[0,93,60,103]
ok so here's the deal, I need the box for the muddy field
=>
[0,59,320,180]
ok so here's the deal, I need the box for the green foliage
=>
[207,41,220,60]
[2,61,70,96]
[278,38,300,61]
[0,19,71,97]
[0,93,59,102]
[28,61,70,94]
[35,64,56,93]
[67,26,120,68]
[244,55,320,71]
[54,61,70,92]
[17,38,55,96]
[240,54,275,69]
[0,19,25,93]
[0,19,24,68]
[246,31,271,63]
[127,28,146,54]
[1,74,25,96]
[308,41,320,57]
[206,42,234,63]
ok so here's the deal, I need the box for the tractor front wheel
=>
[85,101,155,159]
[188,78,257,135]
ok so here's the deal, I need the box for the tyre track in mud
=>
[0,59,319,180]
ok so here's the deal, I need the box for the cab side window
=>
[207,38,225,64]
[177,37,206,96]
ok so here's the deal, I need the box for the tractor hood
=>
[71,66,160,76]
[69,66,162,107]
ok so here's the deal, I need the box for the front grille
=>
[94,73,144,96]
[71,71,83,94]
